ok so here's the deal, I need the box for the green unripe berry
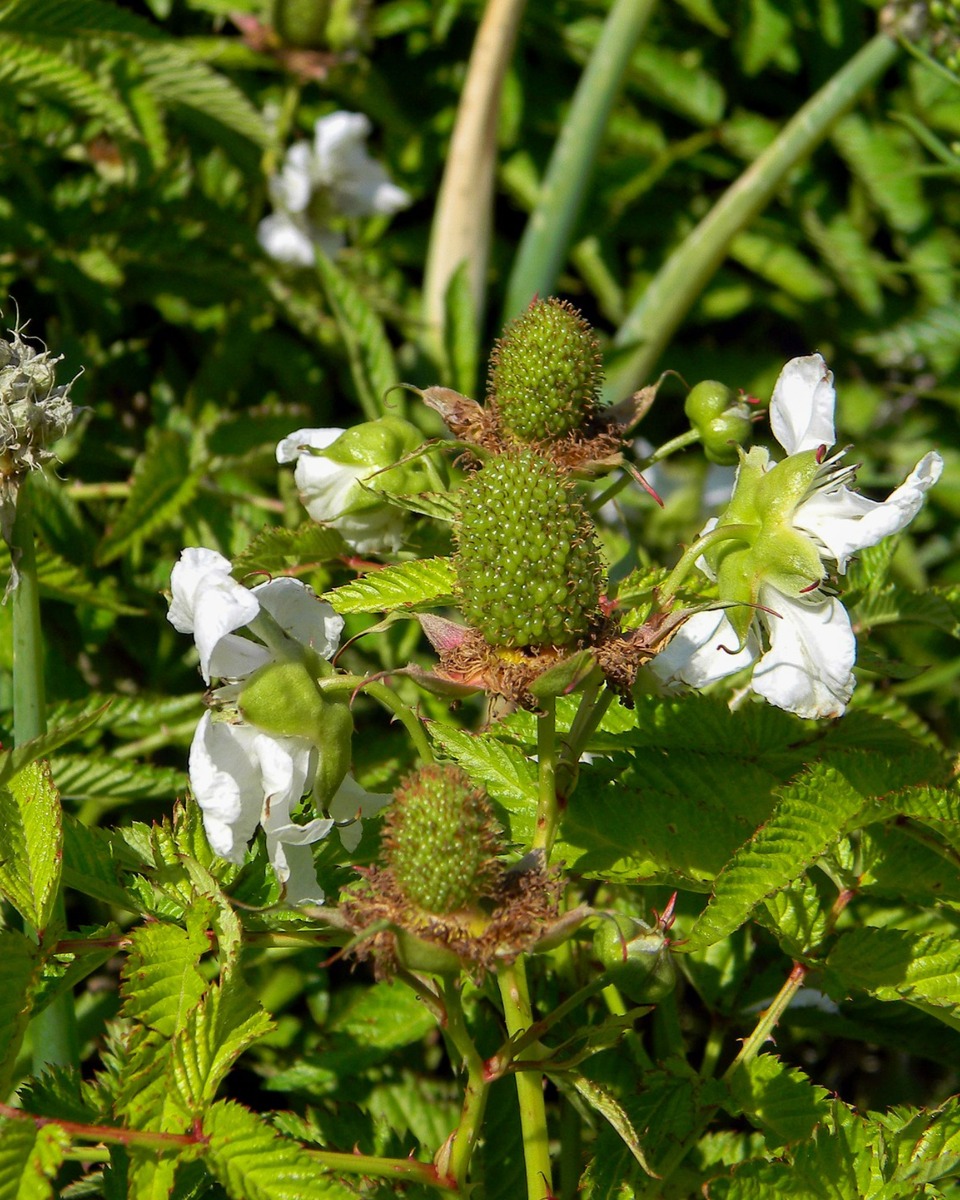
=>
[593,914,677,1004]
[455,450,603,648]
[385,765,501,916]
[273,0,331,47]
[684,380,752,465]
[489,298,601,440]
[684,380,734,425]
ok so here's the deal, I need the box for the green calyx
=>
[705,446,825,643]
[385,764,501,916]
[489,297,601,440]
[454,449,603,648]
[238,658,353,804]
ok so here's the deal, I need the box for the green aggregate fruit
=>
[489,298,601,440]
[455,450,603,648]
[386,765,500,916]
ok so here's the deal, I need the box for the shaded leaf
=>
[0,761,63,934]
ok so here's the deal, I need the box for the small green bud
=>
[593,914,677,1004]
[455,450,603,648]
[385,764,501,916]
[320,416,447,515]
[238,659,353,804]
[489,298,601,441]
[273,0,331,46]
[684,380,752,465]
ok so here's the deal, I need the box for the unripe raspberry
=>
[593,913,677,1004]
[489,298,601,440]
[385,764,501,916]
[455,450,602,648]
[684,379,752,466]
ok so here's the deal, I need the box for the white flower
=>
[167,547,343,683]
[188,714,390,904]
[168,547,364,903]
[652,355,942,720]
[257,111,410,266]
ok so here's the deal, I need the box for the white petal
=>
[169,548,260,683]
[257,211,316,266]
[188,715,263,862]
[207,633,272,682]
[794,452,943,572]
[294,454,367,523]
[752,590,855,719]
[274,142,315,210]
[272,842,326,905]
[328,774,392,852]
[167,547,233,633]
[252,576,344,659]
[313,111,372,176]
[333,508,408,554]
[648,609,758,690]
[769,354,836,456]
[276,427,344,464]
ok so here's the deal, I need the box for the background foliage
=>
[2,0,960,1196]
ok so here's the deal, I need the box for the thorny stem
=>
[533,697,559,857]
[637,888,857,1196]
[441,978,490,1187]
[11,475,80,1073]
[556,681,614,800]
[314,673,434,764]
[497,958,553,1200]
[658,522,755,603]
[589,429,702,514]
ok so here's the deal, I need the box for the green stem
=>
[503,0,658,319]
[498,958,553,1200]
[658,522,754,603]
[556,682,613,801]
[603,30,902,403]
[721,962,807,1083]
[361,680,435,764]
[533,697,558,857]
[11,475,80,1073]
[589,429,701,514]
[441,979,490,1187]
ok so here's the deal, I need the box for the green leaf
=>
[120,906,212,1037]
[0,34,139,139]
[0,1118,70,1200]
[328,980,436,1050]
[729,229,834,302]
[0,761,63,934]
[233,523,347,577]
[570,1076,655,1177]
[725,1055,831,1147]
[686,762,868,951]
[802,208,884,316]
[428,725,538,840]
[314,252,399,422]
[443,259,479,398]
[203,1100,357,1200]
[0,701,111,789]
[0,931,42,1097]
[825,927,960,1023]
[323,557,456,614]
[172,978,274,1113]
[555,750,782,891]
[48,754,186,806]
[136,43,268,148]
[96,430,201,566]
[832,114,929,233]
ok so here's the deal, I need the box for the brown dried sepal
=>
[340,857,563,982]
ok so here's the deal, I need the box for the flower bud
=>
[238,658,353,805]
[684,380,752,465]
[593,913,677,1004]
